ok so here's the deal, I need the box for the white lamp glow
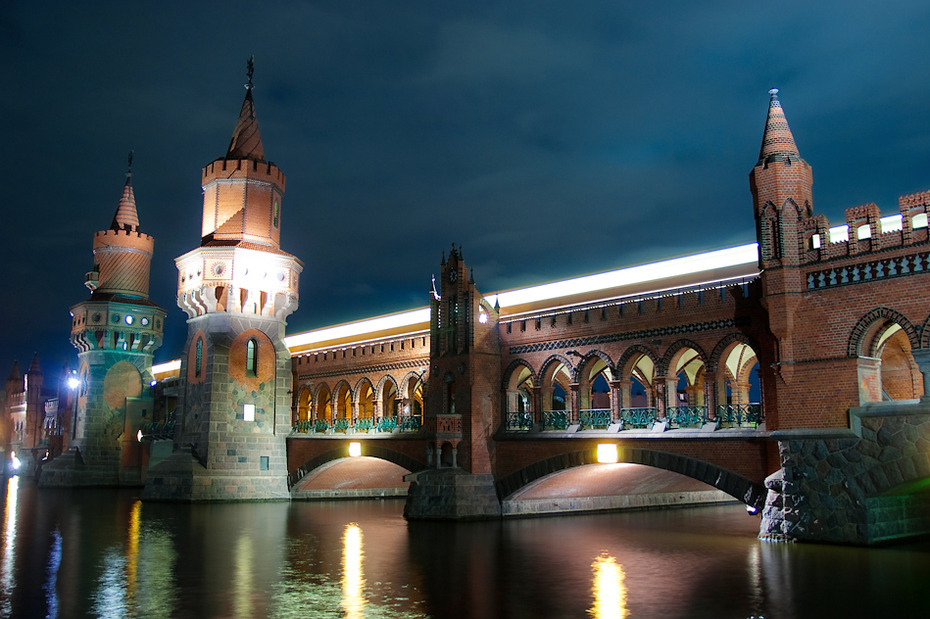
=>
[348,442,362,457]
[597,444,619,464]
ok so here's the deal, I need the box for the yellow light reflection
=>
[589,553,628,619]
[234,535,254,618]
[597,444,619,463]
[1,477,18,616]
[126,500,141,609]
[342,523,366,619]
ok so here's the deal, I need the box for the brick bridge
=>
[284,92,930,544]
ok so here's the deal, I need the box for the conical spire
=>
[111,151,140,231]
[225,57,265,161]
[757,88,801,166]
[7,361,21,384]
[27,353,41,376]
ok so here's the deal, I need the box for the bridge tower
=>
[41,155,166,487]
[143,60,302,501]
[405,246,502,519]
[749,88,814,430]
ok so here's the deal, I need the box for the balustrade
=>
[542,410,570,431]
[666,406,708,429]
[618,407,658,430]
[506,411,534,431]
[715,403,763,428]
[578,408,611,430]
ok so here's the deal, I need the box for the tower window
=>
[195,339,203,377]
[273,200,280,228]
[246,338,258,377]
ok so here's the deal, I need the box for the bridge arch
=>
[848,308,923,401]
[288,445,427,490]
[496,447,765,509]
[847,307,920,357]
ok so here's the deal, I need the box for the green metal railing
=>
[542,410,570,431]
[354,418,374,432]
[579,409,611,430]
[139,418,176,440]
[398,416,421,432]
[314,419,329,433]
[333,418,350,433]
[506,411,534,431]
[715,403,763,428]
[666,406,708,429]
[377,416,398,432]
[619,407,658,429]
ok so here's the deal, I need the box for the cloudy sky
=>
[3,1,930,382]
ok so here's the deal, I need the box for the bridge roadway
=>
[286,422,773,513]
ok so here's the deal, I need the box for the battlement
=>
[202,158,286,189]
[796,190,930,263]
[93,228,155,253]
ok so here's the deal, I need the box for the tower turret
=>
[41,154,166,488]
[750,89,814,267]
[145,60,302,502]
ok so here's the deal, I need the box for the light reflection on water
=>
[0,480,929,618]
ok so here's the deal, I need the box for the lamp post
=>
[67,370,80,444]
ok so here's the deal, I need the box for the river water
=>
[2,476,929,618]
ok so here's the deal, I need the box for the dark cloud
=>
[3,0,930,379]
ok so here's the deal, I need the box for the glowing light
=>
[151,359,181,375]
[342,523,366,619]
[590,553,627,619]
[746,505,758,515]
[150,380,157,388]
[9,452,20,473]
[67,375,80,390]
[126,501,141,609]
[137,430,143,442]
[478,311,488,323]
[233,534,254,618]
[243,404,255,422]
[597,444,619,464]
[488,243,759,310]
[284,308,431,349]
[348,442,362,457]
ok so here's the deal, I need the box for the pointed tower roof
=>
[225,57,264,161]
[7,361,21,383]
[757,89,801,166]
[27,353,41,376]
[110,151,140,231]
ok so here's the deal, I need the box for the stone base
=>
[142,448,290,501]
[403,469,501,520]
[38,448,123,488]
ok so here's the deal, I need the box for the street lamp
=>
[67,370,80,442]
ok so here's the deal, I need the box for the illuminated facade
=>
[142,64,301,501]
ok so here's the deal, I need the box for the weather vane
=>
[246,56,255,90]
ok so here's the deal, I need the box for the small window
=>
[195,339,203,377]
[273,200,280,228]
[260,455,269,470]
[246,338,257,377]
[913,213,928,229]
[243,404,255,421]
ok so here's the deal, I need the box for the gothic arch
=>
[658,339,707,377]
[352,377,374,403]
[921,313,930,349]
[572,350,614,383]
[495,448,765,509]
[615,344,658,375]
[502,358,538,391]
[847,308,920,357]
[539,354,574,382]
[375,374,399,400]
[709,333,759,374]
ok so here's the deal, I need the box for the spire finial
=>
[126,149,134,179]
[769,87,779,97]
[246,56,255,91]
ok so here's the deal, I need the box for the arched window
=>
[195,339,203,377]
[246,338,257,377]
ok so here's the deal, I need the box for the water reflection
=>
[590,552,627,619]
[342,523,366,618]
[1,483,929,618]
[1,477,17,616]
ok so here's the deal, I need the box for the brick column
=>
[569,383,580,423]
[608,380,622,422]
[531,386,542,424]
[911,349,930,402]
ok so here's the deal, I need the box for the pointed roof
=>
[7,361,21,383]
[225,59,265,161]
[27,353,41,376]
[111,152,140,231]
[757,88,801,166]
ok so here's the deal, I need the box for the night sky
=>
[3,1,930,383]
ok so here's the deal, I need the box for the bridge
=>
[278,92,930,545]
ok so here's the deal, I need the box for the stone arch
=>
[103,360,143,411]
[332,380,352,420]
[229,328,276,389]
[709,333,762,411]
[502,358,538,391]
[353,377,375,419]
[495,447,765,509]
[922,313,930,349]
[616,344,659,408]
[313,382,333,421]
[571,350,614,383]
[295,385,313,422]
[708,333,759,374]
[376,375,400,417]
[574,351,614,411]
[398,371,425,418]
[659,339,707,377]
[539,354,573,412]
[186,330,207,384]
[847,308,920,358]
[502,359,537,421]
[288,445,427,490]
